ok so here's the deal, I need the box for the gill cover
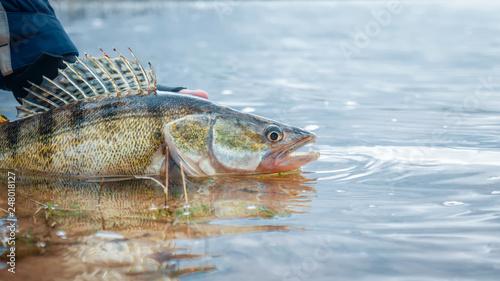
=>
[164,114,270,177]
[164,114,213,176]
[211,117,269,172]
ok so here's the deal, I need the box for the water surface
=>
[1,1,499,280]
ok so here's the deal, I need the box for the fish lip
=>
[272,133,319,170]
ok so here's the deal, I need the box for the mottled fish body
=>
[2,93,200,175]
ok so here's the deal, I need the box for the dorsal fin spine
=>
[65,62,100,97]
[129,48,150,88]
[99,48,125,94]
[24,87,60,108]
[59,70,88,99]
[21,98,50,111]
[16,105,37,117]
[45,77,78,102]
[29,80,69,105]
[120,54,140,90]
[106,55,130,94]
[148,62,156,90]
[114,48,140,91]
[78,56,108,95]
[89,55,118,93]
[85,55,113,94]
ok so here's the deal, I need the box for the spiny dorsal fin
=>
[0,113,9,125]
[16,48,157,118]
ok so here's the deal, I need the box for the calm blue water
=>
[1,1,499,280]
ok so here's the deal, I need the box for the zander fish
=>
[0,50,319,177]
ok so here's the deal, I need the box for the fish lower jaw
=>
[288,148,319,158]
[273,148,320,172]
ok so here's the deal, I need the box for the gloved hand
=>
[2,53,74,103]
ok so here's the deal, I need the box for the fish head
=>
[164,112,319,177]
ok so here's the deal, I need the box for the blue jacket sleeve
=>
[0,0,78,74]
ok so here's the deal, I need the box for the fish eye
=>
[265,125,283,142]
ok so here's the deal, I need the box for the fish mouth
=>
[270,133,320,173]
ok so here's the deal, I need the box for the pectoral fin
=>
[164,114,214,176]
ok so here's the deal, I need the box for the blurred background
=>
[1,1,500,280]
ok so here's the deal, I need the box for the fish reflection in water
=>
[0,171,316,280]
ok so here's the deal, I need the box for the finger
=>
[179,89,209,99]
